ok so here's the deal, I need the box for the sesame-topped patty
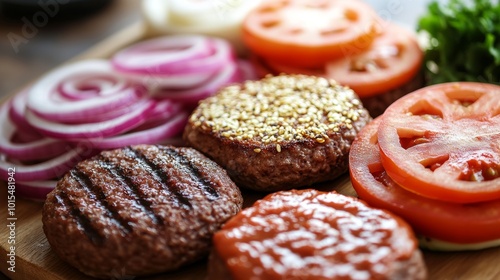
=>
[184,74,371,192]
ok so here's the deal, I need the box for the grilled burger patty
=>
[184,74,371,192]
[42,145,243,279]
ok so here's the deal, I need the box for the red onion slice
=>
[25,99,156,139]
[121,69,215,90]
[154,60,242,103]
[0,147,85,181]
[112,36,234,75]
[147,99,185,122]
[11,129,43,144]
[27,60,146,123]
[112,35,212,73]
[0,100,68,161]
[8,89,45,143]
[158,37,234,75]
[88,112,189,150]
[16,180,58,201]
[9,89,36,130]
[59,74,127,100]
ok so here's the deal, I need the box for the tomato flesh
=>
[243,0,379,68]
[254,22,423,99]
[377,82,500,203]
[349,117,500,244]
[326,23,423,97]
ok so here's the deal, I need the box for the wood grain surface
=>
[1,21,500,280]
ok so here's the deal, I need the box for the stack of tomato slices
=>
[243,0,423,108]
[349,82,500,250]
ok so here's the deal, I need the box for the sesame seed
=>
[189,74,364,145]
[254,148,261,153]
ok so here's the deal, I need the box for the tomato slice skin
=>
[377,82,500,203]
[350,117,500,244]
[254,22,423,99]
[242,0,379,68]
[326,23,423,97]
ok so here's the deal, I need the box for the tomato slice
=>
[325,23,423,97]
[242,0,380,68]
[254,22,423,98]
[350,117,500,244]
[377,82,500,203]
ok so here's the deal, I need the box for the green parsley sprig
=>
[418,0,500,84]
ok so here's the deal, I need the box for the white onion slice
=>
[16,180,58,201]
[141,0,170,32]
[27,60,146,123]
[0,100,67,161]
[168,0,227,26]
[25,99,156,139]
[154,60,241,103]
[0,147,86,181]
[168,0,262,26]
[141,0,262,54]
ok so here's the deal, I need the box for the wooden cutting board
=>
[1,21,500,280]
[2,175,500,280]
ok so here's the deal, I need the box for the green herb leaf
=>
[418,0,500,85]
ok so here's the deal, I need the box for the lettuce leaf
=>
[418,0,500,84]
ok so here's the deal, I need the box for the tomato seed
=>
[485,167,499,180]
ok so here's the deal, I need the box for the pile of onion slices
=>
[0,35,257,200]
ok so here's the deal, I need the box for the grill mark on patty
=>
[158,146,220,200]
[54,192,104,245]
[124,146,192,209]
[97,155,162,226]
[69,168,133,234]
